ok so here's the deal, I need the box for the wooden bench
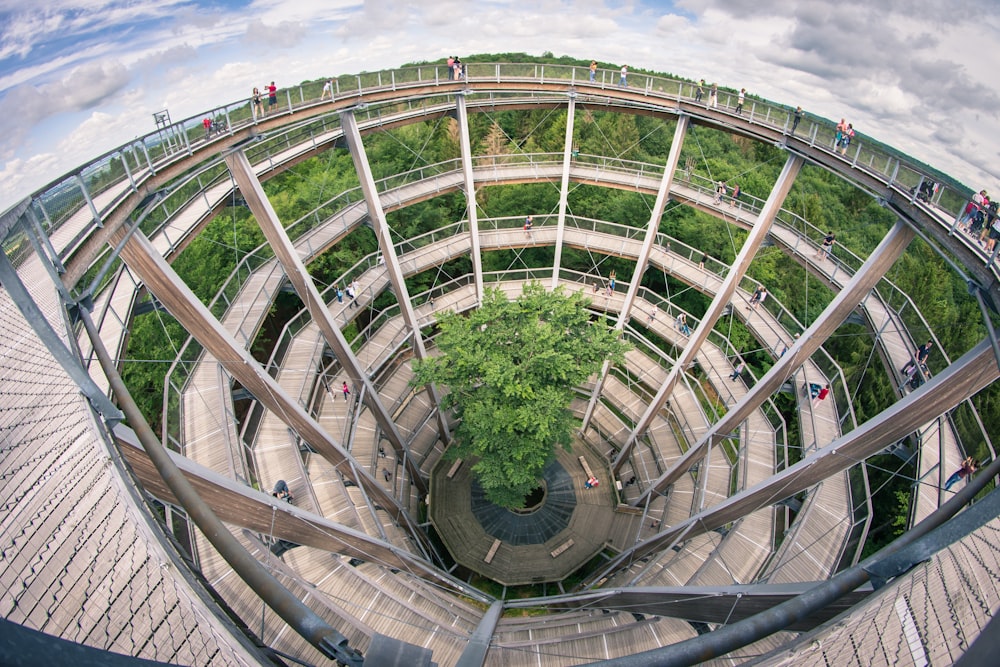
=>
[551,539,575,558]
[484,538,501,564]
[446,458,463,479]
[578,456,595,479]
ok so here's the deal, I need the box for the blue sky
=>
[0,0,997,212]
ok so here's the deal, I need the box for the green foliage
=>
[122,311,187,434]
[412,283,629,508]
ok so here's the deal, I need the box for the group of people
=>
[835,118,855,156]
[592,270,617,297]
[958,189,1000,252]
[901,340,933,378]
[900,340,933,390]
[201,116,225,139]
[808,383,831,405]
[251,81,278,117]
[445,56,464,80]
[712,181,742,207]
[747,285,768,311]
[693,79,720,109]
[333,279,361,308]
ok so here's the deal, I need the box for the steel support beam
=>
[583,115,689,430]
[107,223,435,554]
[455,93,484,303]
[223,149,427,495]
[634,218,916,504]
[613,154,803,473]
[341,110,451,442]
[591,336,1000,584]
[507,584,871,632]
[550,93,577,289]
[455,600,504,667]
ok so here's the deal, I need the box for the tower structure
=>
[1,60,998,666]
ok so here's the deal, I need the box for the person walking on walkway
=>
[342,381,351,401]
[944,457,977,490]
[838,123,855,155]
[816,231,836,260]
[267,81,277,113]
[730,360,746,381]
[619,65,628,87]
[524,215,533,237]
[252,87,264,118]
[735,88,746,114]
[747,285,767,310]
[812,384,830,406]
[714,181,727,204]
[589,60,597,82]
[790,106,803,135]
[902,340,933,377]
[695,79,705,103]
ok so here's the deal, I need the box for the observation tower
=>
[1,59,998,666]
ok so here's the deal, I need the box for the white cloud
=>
[1,0,998,212]
[243,19,308,50]
[0,153,59,207]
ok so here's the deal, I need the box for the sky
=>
[0,0,997,213]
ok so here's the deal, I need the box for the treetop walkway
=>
[2,60,998,666]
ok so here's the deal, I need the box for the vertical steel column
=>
[340,110,450,441]
[633,219,916,504]
[75,174,102,228]
[223,149,427,495]
[107,223,434,553]
[582,116,689,430]
[26,207,65,275]
[612,154,803,473]
[455,93,484,303]
[550,93,578,288]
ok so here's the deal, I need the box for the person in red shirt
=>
[267,81,277,113]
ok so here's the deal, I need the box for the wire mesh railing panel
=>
[754,517,1000,666]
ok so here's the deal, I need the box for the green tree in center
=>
[412,282,630,508]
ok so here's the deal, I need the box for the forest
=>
[121,53,998,561]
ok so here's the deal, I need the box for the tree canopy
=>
[412,282,629,508]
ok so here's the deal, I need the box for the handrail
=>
[14,61,979,258]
